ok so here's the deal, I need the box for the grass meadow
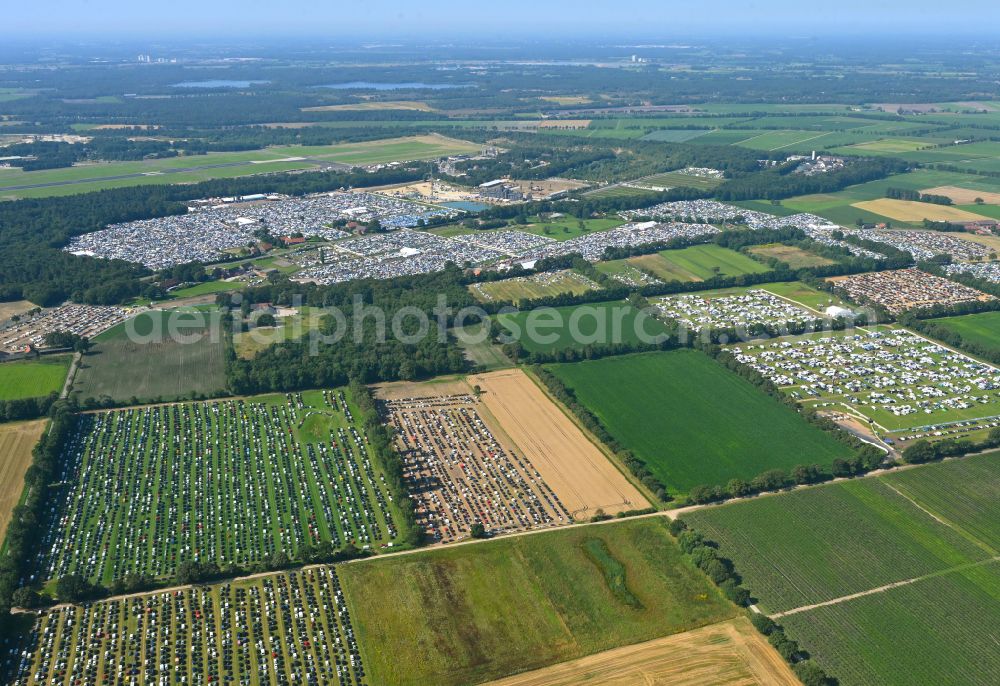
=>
[0,135,479,199]
[340,518,736,686]
[498,301,671,354]
[0,355,71,401]
[546,350,851,495]
[747,243,837,269]
[931,310,1000,354]
[597,244,769,283]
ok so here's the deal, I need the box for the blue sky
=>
[4,0,999,36]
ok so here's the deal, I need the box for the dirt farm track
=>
[469,368,649,518]
[484,617,799,686]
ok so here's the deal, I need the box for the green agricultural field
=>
[37,388,406,585]
[72,309,228,403]
[499,300,671,354]
[759,280,852,311]
[597,244,770,283]
[686,129,767,146]
[734,129,835,151]
[832,137,945,155]
[958,203,1000,220]
[165,279,247,299]
[686,454,1000,686]
[639,129,712,143]
[780,565,1000,686]
[775,168,1000,227]
[931,310,1000,354]
[0,355,71,401]
[635,171,725,190]
[546,350,851,495]
[0,134,478,200]
[583,183,656,199]
[340,518,736,686]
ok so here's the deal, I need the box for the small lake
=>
[441,201,489,212]
[313,81,471,90]
[172,80,270,88]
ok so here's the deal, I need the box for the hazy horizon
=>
[4,0,1000,39]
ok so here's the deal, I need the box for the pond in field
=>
[313,81,472,90]
[172,80,271,88]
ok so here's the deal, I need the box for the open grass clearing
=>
[597,244,769,283]
[498,300,671,354]
[0,134,478,199]
[451,321,513,371]
[931,310,1000,355]
[747,243,836,269]
[0,355,71,401]
[634,170,724,190]
[471,269,599,303]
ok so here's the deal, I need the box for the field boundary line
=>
[520,366,660,507]
[770,556,999,619]
[768,131,834,152]
[881,481,998,556]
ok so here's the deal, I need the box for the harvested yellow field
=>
[921,185,1000,206]
[484,617,799,686]
[468,368,650,518]
[852,198,992,223]
[301,100,436,112]
[536,119,591,129]
[0,420,46,541]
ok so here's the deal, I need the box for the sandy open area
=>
[511,177,591,196]
[469,369,649,518]
[371,180,478,203]
[484,617,799,686]
[0,300,36,322]
[373,376,472,401]
[536,119,592,129]
[0,420,46,541]
[921,185,1000,206]
[852,198,992,223]
[301,100,436,112]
